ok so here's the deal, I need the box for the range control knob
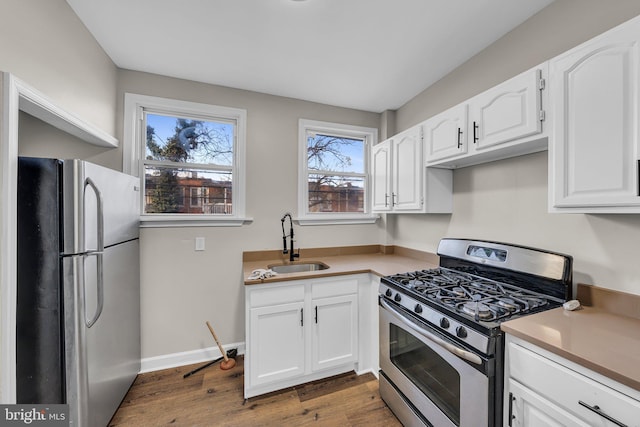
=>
[394,293,402,302]
[456,326,468,339]
[439,318,450,329]
[414,304,423,314]
[385,289,393,297]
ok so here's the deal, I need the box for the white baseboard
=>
[355,367,379,378]
[140,341,245,373]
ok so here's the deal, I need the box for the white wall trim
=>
[17,80,118,148]
[140,342,245,373]
[0,72,119,403]
[297,118,378,223]
[122,92,248,223]
[1,72,20,404]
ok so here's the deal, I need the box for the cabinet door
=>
[508,379,590,427]
[550,18,640,209]
[311,294,358,372]
[424,103,468,162]
[393,126,423,211]
[249,302,305,386]
[470,68,542,150]
[371,139,393,212]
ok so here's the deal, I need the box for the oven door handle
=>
[380,298,483,366]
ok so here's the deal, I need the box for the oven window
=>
[390,324,461,425]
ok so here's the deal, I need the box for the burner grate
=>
[385,267,552,322]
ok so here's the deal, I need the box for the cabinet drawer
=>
[311,279,358,299]
[509,342,640,426]
[249,284,305,307]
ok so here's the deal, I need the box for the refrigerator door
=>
[62,159,139,256]
[64,240,140,427]
[16,157,65,404]
[60,159,140,426]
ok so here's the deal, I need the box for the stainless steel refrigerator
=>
[16,157,141,426]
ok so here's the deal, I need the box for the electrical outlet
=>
[195,237,205,251]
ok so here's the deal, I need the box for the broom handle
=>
[206,321,229,362]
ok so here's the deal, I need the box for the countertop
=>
[501,284,640,392]
[243,245,438,285]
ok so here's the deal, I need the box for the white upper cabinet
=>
[392,126,424,211]
[425,65,548,168]
[371,139,393,212]
[424,103,468,162]
[371,125,453,214]
[470,67,544,150]
[549,15,640,212]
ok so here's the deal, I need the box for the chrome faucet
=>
[280,213,300,262]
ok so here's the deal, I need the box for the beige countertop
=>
[243,245,438,285]
[501,284,640,392]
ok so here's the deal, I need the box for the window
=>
[123,94,247,226]
[298,119,378,225]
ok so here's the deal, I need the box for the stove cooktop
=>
[383,268,561,324]
[379,239,572,353]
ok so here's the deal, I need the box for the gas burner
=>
[497,298,518,311]
[461,302,492,320]
[469,280,495,291]
[407,279,424,287]
[451,286,466,297]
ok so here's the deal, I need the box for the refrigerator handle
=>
[84,177,104,328]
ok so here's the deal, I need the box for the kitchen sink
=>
[268,262,329,274]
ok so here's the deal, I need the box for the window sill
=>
[296,215,379,226]
[140,215,253,228]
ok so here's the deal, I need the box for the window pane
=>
[145,113,234,166]
[144,166,232,214]
[307,133,364,174]
[308,174,364,213]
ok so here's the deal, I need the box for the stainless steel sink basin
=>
[268,262,329,274]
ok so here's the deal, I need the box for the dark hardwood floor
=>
[109,356,402,426]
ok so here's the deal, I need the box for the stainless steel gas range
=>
[378,238,573,427]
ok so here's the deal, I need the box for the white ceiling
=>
[66,0,553,113]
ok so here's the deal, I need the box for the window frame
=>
[297,119,378,225]
[123,93,249,227]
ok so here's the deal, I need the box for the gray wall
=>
[117,70,384,357]
[1,0,120,169]
[391,0,640,296]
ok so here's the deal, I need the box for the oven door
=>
[379,297,492,427]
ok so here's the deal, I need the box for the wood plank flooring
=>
[109,356,402,426]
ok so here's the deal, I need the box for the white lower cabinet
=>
[249,301,305,387]
[505,335,640,427]
[508,379,590,427]
[311,293,358,371]
[245,275,373,398]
